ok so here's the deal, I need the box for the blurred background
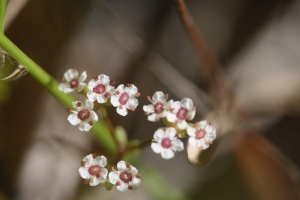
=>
[0,0,300,199]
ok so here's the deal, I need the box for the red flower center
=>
[195,129,206,140]
[176,108,187,120]
[70,79,79,88]
[119,172,132,183]
[154,102,164,114]
[78,109,90,120]
[119,93,129,105]
[161,138,172,148]
[93,84,106,94]
[88,165,101,176]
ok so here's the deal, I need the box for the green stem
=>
[0,33,118,154]
[0,0,7,32]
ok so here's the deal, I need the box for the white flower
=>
[79,154,108,186]
[58,69,87,93]
[110,84,139,116]
[151,127,184,159]
[143,91,170,122]
[187,120,216,149]
[87,74,115,103]
[67,99,98,132]
[166,98,196,129]
[108,161,141,192]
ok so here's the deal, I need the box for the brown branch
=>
[174,0,233,105]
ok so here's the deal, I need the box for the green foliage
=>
[141,165,190,200]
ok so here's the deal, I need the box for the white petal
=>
[165,127,176,139]
[205,129,217,141]
[95,156,107,167]
[177,120,187,130]
[117,161,127,171]
[63,87,74,93]
[205,125,214,133]
[87,79,98,89]
[78,71,87,82]
[100,168,108,179]
[153,129,165,142]
[130,178,141,190]
[152,91,165,103]
[128,166,138,176]
[83,154,95,166]
[126,98,138,110]
[187,109,196,120]
[116,182,128,192]
[89,111,98,122]
[166,113,177,123]
[79,167,90,179]
[187,126,196,137]
[171,139,184,151]
[87,91,97,102]
[124,84,138,97]
[115,84,125,93]
[198,139,209,149]
[143,104,154,113]
[151,142,162,154]
[84,100,94,110]
[158,110,168,118]
[106,85,116,94]
[147,113,157,122]
[108,171,119,184]
[76,84,86,92]
[97,94,107,103]
[67,113,81,125]
[169,100,181,113]
[58,82,69,92]
[89,176,101,186]
[98,74,110,84]
[197,120,208,129]
[64,69,78,82]
[181,98,193,109]
[72,101,82,111]
[161,149,175,159]
[117,106,128,116]
[188,137,198,147]
[110,95,120,107]
[79,122,92,132]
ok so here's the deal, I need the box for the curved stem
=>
[126,137,153,153]
[0,0,7,32]
[0,33,118,155]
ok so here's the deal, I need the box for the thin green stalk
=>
[0,33,117,154]
[0,0,7,32]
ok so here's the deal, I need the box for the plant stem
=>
[0,33,118,155]
[126,137,153,153]
[174,0,233,104]
[0,0,7,32]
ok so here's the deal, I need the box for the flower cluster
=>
[58,70,217,193]
[144,91,217,159]
[59,70,140,132]
[79,154,141,192]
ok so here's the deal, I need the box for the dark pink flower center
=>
[78,109,90,120]
[195,129,206,140]
[70,79,79,88]
[93,84,106,94]
[88,165,101,176]
[176,108,188,120]
[154,102,164,114]
[119,172,132,183]
[119,92,129,105]
[161,138,172,148]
